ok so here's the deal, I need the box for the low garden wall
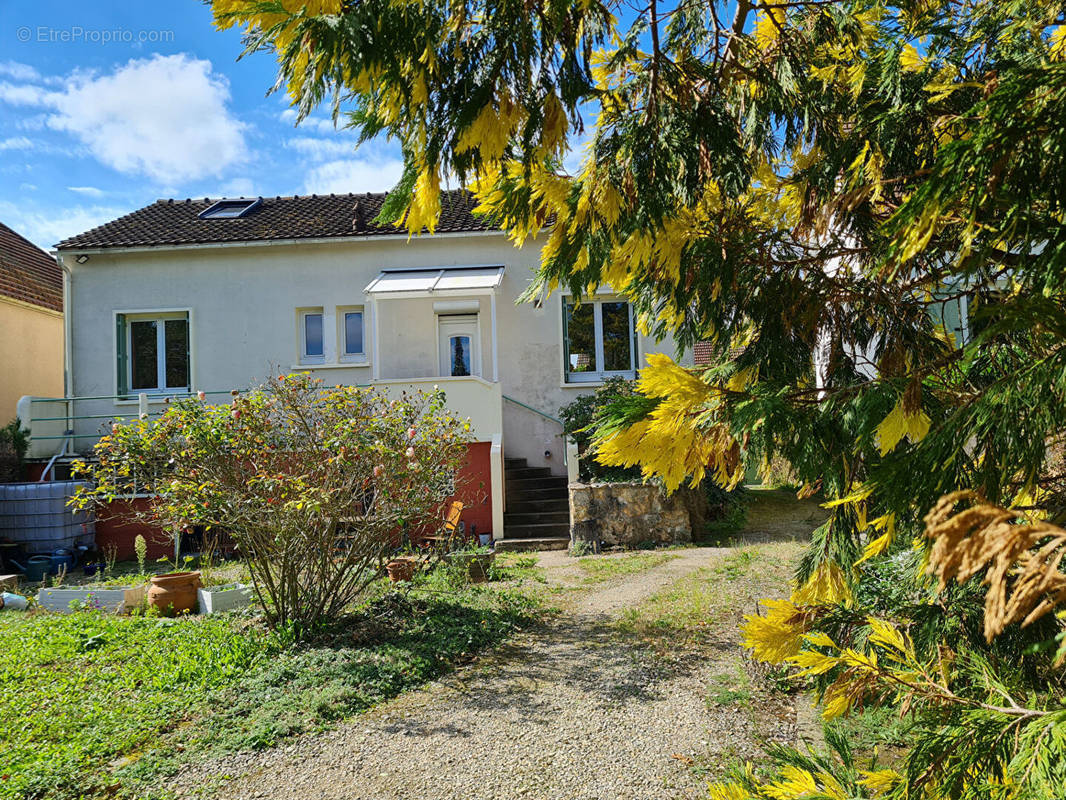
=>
[568,482,708,548]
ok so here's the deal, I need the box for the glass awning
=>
[364,266,505,297]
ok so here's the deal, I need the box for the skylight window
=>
[199,198,261,219]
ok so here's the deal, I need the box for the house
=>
[0,221,64,422]
[19,191,689,551]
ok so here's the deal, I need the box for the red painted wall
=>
[90,441,495,559]
[452,441,493,537]
[95,498,170,561]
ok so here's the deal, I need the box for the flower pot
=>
[38,584,146,614]
[147,571,202,616]
[445,551,496,583]
[197,583,253,614]
[386,559,415,582]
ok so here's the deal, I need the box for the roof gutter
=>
[56,228,508,257]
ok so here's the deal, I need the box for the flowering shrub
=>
[73,374,470,635]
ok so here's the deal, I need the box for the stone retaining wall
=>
[569,482,708,548]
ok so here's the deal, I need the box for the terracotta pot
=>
[147,571,202,615]
[386,559,415,582]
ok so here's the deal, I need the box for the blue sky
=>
[0,1,405,249]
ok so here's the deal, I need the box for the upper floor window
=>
[563,298,636,383]
[117,311,189,395]
[300,309,325,364]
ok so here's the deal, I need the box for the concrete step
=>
[506,476,568,491]
[506,499,570,515]
[505,466,553,480]
[504,457,528,470]
[504,523,571,539]
[506,486,568,502]
[495,536,570,552]
[504,511,570,526]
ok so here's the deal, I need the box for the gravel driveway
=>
[172,546,799,800]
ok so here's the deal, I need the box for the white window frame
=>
[122,310,191,394]
[338,305,367,363]
[298,308,326,364]
[562,297,638,384]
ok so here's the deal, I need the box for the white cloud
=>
[279,108,298,123]
[0,61,42,82]
[0,199,128,249]
[67,186,106,197]
[221,177,255,197]
[0,136,33,151]
[302,158,405,195]
[286,137,356,161]
[19,183,37,191]
[0,82,51,105]
[0,54,248,185]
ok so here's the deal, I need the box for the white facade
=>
[42,230,687,473]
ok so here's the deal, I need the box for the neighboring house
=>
[20,191,688,549]
[0,221,64,422]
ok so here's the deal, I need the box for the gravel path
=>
[172,547,795,800]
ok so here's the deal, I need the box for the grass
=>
[0,571,545,800]
[714,549,757,580]
[616,542,802,653]
[822,705,911,762]
[706,666,754,708]
[575,552,676,584]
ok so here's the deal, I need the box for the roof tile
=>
[0,221,62,312]
[56,190,498,251]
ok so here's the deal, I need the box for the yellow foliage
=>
[763,765,847,800]
[857,513,897,564]
[866,616,912,659]
[875,397,931,455]
[707,783,749,800]
[400,166,441,234]
[793,563,852,606]
[742,598,806,663]
[455,93,525,161]
[858,769,901,794]
[789,648,841,676]
[1052,26,1066,61]
[900,43,925,72]
[753,6,785,49]
[595,354,743,491]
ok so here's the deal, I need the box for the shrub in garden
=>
[560,377,745,530]
[74,374,470,636]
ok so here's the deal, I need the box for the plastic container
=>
[0,481,95,554]
[0,592,29,611]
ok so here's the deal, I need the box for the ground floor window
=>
[117,311,190,395]
[563,298,637,383]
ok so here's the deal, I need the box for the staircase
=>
[497,457,571,551]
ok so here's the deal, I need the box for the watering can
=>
[9,555,52,582]
[50,549,75,573]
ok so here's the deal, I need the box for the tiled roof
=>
[0,221,62,312]
[56,190,499,251]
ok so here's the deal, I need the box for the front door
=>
[438,315,480,377]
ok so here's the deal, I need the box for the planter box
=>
[197,583,254,614]
[37,584,146,614]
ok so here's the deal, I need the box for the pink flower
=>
[405,446,415,459]
[407,427,417,440]
[231,409,242,420]
[373,465,384,478]
[197,391,206,402]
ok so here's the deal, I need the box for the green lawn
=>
[0,566,544,800]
